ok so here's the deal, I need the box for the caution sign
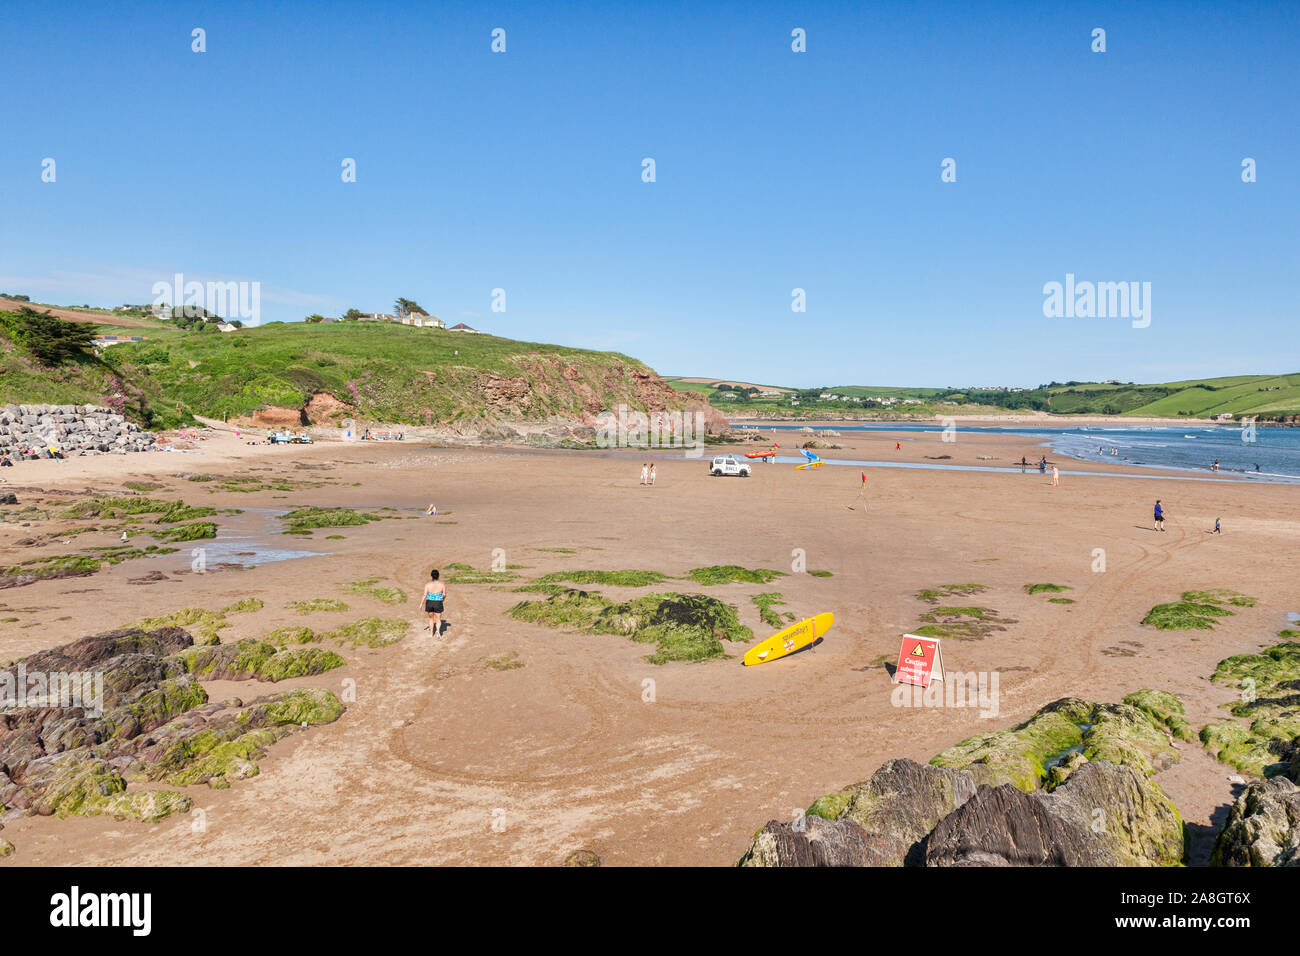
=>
[893,634,945,688]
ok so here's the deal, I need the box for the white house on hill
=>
[447,322,485,333]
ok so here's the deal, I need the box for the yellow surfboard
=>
[795,461,825,470]
[743,612,834,665]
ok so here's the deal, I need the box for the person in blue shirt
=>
[1154,500,1165,531]
[423,569,447,637]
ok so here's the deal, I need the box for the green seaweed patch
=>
[58,495,215,523]
[1025,583,1072,595]
[930,698,1092,791]
[130,606,231,644]
[807,569,833,578]
[326,617,409,648]
[530,547,577,554]
[687,565,786,586]
[1200,639,1300,776]
[222,598,264,615]
[1048,597,1075,604]
[1142,589,1255,631]
[915,583,987,604]
[264,625,320,646]
[444,562,475,571]
[805,791,851,821]
[446,569,519,584]
[509,588,752,664]
[535,570,671,588]
[152,521,217,542]
[912,605,1016,641]
[279,506,385,535]
[343,578,406,605]
[178,638,345,682]
[287,598,349,615]
[751,592,794,629]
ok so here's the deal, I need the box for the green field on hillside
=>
[0,305,691,428]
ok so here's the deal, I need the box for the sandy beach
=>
[1,425,1296,866]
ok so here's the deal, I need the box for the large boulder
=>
[924,761,1184,867]
[738,814,908,867]
[830,758,980,864]
[1211,776,1300,867]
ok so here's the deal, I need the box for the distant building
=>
[447,322,484,333]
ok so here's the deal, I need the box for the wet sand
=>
[1,426,1296,865]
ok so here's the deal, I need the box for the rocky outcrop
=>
[809,759,980,865]
[1211,776,1300,866]
[739,693,1191,867]
[0,625,346,820]
[925,761,1184,867]
[0,404,155,457]
[739,815,909,867]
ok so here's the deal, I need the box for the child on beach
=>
[1154,500,1165,531]
[423,569,446,637]
[649,464,656,486]
[640,463,648,485]
[1050,466,1059,486]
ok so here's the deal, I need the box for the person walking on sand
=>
[1050,466,1060,487]
[649,463,657,486]
[423,569,446,637]
[895,442,901,451]
[1154,500,1165,531]
[640,463,648,485]
[1213,517,1221,534]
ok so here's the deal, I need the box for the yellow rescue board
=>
[795,461,825,470]
[743,612,834,665]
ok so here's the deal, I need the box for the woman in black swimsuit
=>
[424,569,447,637]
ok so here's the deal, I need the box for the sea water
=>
[756,423,1300,483]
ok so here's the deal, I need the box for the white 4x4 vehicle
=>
[709,455,751,477]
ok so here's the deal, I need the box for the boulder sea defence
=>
[0,403,155,457]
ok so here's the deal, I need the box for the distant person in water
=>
[1038,457,1047,474]
[423,569,446,637]
[1154,500,1165,531]
[1211,459,1220,472]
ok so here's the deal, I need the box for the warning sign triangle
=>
[910,643,925,657]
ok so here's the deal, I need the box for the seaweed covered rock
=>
[925,761,1184,867]
[178,638,345,682]
[1201,640,1300,777]
[0,625,345,816]
[738,815,908,867]
[1211,776,1300,867]
[931,695,1184,792]
[509,588,752,663]
[821,759,979,864]
[930,698,1094,791]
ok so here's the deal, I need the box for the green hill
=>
[0,305,694,429]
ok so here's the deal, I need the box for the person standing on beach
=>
[1050,466,1060,486]
[1154,500,1165,531]
[649,464,657,486]
[423,569,446,637]
[1213,517,1222,534]
[640,463,649,485]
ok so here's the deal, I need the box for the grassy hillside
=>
[0,306,694,429]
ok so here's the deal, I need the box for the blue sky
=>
[2,0,1296,388]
